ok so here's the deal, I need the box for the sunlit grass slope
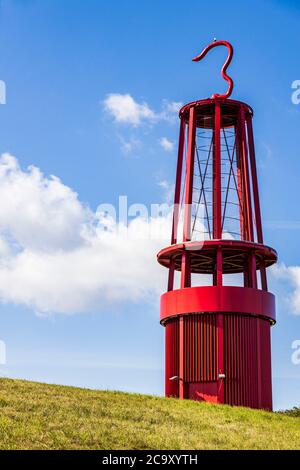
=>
[0,378,299,450]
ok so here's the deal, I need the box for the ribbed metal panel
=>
[259,319,272,410]
[224,314,272,410]
[165,318,179,397]
[184,314,217,382]
[165,313,272,409]
[165,314,218,397]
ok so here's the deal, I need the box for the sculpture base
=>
[165,312,273,411]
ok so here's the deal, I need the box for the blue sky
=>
[0,0,299,410]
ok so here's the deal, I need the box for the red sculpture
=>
[157,41,277,410]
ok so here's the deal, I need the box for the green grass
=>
[0,378,299,450]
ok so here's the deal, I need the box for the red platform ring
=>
[157,240,277,275]
[160,286,276,325]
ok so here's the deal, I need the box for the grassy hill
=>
[0,378,299,450]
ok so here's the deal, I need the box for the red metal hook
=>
[192,40,234,99]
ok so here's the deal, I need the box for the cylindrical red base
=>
[165,313,273,410]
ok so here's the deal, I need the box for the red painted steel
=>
[213,101,222,240]
[158,41,277,410]
[184,314,217,382]
[183,107,196,243]
[168,120,185,292]
[165,319,179,397]
[223,315,272,410]
[158,240,277,274]
[192,40,234,99]
[160,286,276,324]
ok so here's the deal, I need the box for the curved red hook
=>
[192,40,234,99]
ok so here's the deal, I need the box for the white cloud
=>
[103,93,156,126]
[0,153,170,315]
[160,100,182,122]
[103,93,182,126]
[271,263,300,315]
[118,135,141,155]
[1,153,299,319]
[158,180,174,204]
[0,153,89,252]
[159,137,174,152]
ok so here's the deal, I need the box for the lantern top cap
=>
[192,40,234,100]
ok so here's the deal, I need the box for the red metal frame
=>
[158,41,277,410]
[160,286,276,324]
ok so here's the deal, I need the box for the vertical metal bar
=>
[180,252,191,288]
[195,316,197,382]
[267,325,273,411]
[167,262,175,292]
[168,119,186,292]
[179,316,185,399]
[248,251,258,288]
[257,319,262,409]
[214,315,217,381]
[234,316,238,405]
[230,316,233,405]
[210,315,213,382]
[242,317,245,406]
[199,316,201,381]
[165,323,169,397]
[200,315,203,381]
[189,317,192,382]
[252,318,255,409]
[236,125,245,239]
[238,316,242,406]
[181,107,196,290]
[246,115,263,244]
[216,246,223,286]
[172,119,186,245]
[204,315,206,382]
[260,259,268,291]
[247,317,250,407]
[239,106,254,241]
[243,264,249,287]
[183,107,196,242]
[217,313,224,404]
[213,101,222,239]
[248,318,251,407]
[176,319,179,397]
[239,316,243,406]
[227,308,231,404]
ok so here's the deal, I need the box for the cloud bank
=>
[0,154,169,315]
[271,263,300,315]
[0,153,299,318]
[103,93,182,126]
[159,137,174,152]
